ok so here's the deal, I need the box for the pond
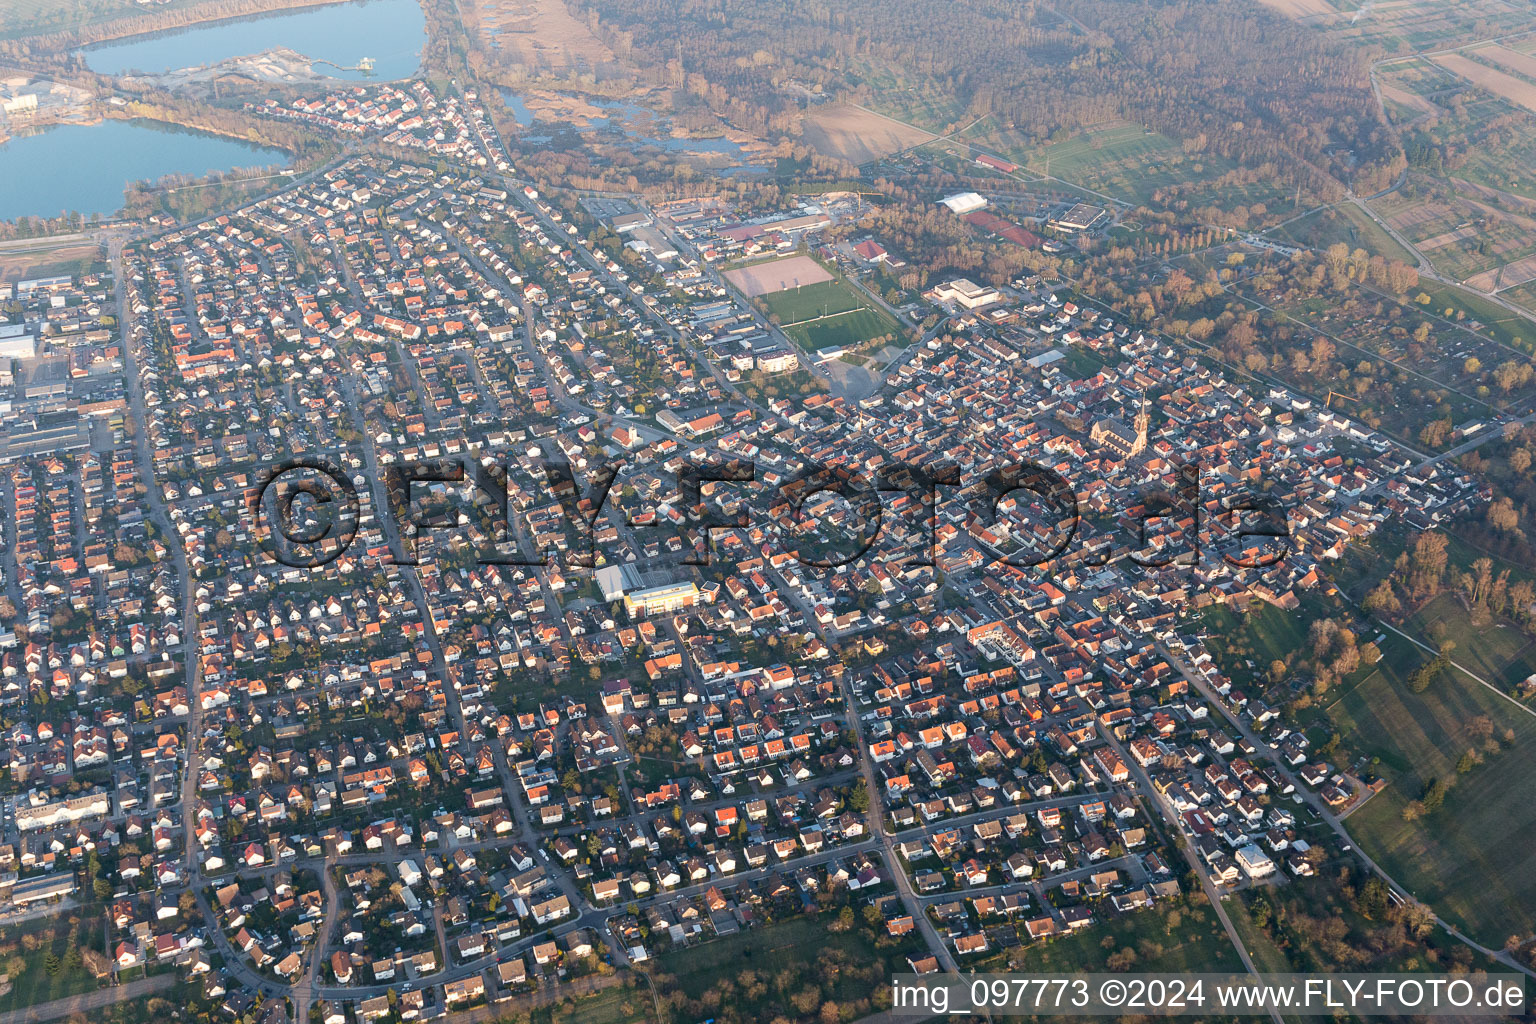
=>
[501,88,769,169]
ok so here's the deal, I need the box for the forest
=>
[568,0,1402,197]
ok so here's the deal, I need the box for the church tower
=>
[1132,395,1150,456]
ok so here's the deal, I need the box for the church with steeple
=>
[1089,395,1150,459]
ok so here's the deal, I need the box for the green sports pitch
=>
[761,279,899,351]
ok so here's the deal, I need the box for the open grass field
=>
[784,306,898,352]
[723,254,832,298]
[1196,594,1342,690]
[1500,281,1536,318]
[845,60,969,134]
[1409,279,1536,354]
[977,120,1288,214]
[1007,900,1243,974]
[525,980,654,1024]
[0,909,105,1014]
[1009,123,1195,204]
[761,279,863,322]
[0,241,101,284]
[1406,592,1536,687]
[800,104,936,165]
[1318,632,1536,944]
[1272,204,1417,264]
[654,915,917,1011]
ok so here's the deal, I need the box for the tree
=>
[1487,497,1520,534]
[1419,418,1452,449]
[1358,877,1390,919]
[1421,777,1448,812]
[1370,583,1406,617]
[1406,532,1449,600]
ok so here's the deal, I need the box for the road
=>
[1096,724,1283,1024]
[839,674,957,974]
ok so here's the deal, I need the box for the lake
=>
[0,120,287,221]
[80,0,425,80]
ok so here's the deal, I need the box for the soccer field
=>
[761,280,863,322]
[760,279,899,351]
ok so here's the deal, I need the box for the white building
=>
[938,192,987,215]
[930,278,1001,310]
[0,323,36,360]
[1235,844,1277,879]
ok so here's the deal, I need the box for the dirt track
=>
[724,254,833,298]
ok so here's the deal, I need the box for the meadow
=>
[1317,632,1536,945]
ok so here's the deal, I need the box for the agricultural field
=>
[1370,182,1536,285]
[1320,632,1536,945]
[1463,252,1536,294]
[1309,0,1535,52]
[1253,0,1340,22]
[1433,52,1536,116]
[799,104,936,165]
[1377,57,1469,107]
[1477,43,1536,82]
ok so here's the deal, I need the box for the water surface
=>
[81,0,425,80]
[0,119,287,220]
